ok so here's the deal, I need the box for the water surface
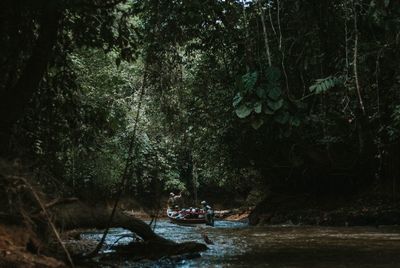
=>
[82,220,400,267]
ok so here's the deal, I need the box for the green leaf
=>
[309,84,317,92]
[290,116,301,127]
[254,102,262,113]
[256,87,267,99]
[235,104,252,118]
[233,93,243,107]
[251,118,264,130]
[267,99,284,111]
[242,71,258,92]
[264,106,274,115]
[316,83,324,94]
[384,0,390,7]
[309,76,345,94]
[268,87,281,100]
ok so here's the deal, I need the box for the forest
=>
[1,0,400,267]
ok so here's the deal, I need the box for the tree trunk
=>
[51,203,167,242]
[0,6,61,154]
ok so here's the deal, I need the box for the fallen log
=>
[48,202,207,259]
[51,202,166,242]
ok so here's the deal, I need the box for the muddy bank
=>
[249,194,400,227]
[0,224,66,268]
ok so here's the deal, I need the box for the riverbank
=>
[0,196,400,268]
[0,223,66,268]
[118,195,252,222]
[123,193,400,228]
[123,208,251,223]
[249,193,400,227]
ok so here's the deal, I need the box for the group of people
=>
[167,192,215,226]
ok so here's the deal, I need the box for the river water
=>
[82,220,400,267]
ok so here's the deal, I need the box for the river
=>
[81,220,400,267]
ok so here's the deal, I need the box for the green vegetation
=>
[1,0,400,207]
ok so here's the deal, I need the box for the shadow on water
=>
[81,221,400,267]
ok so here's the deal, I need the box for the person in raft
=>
[201,200,215,226]
[167,191,183,209]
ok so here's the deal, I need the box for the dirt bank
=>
[0,224,66,268]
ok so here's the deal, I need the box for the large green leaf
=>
[235,104,252,118]
[267,99,283,111]
[256,87,267,99]
[268,87,281,100]
[254,102,262,114]
[309,76,344,94]
[264,106,274,115]
[309,84,317,92]
[242,71,258,92]
[233,92,243,107]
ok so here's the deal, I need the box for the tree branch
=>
[352,0,366,115]
[257,0,272,67]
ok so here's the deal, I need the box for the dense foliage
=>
[1,0,399,204]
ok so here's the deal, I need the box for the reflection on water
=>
[82,220,400,267]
